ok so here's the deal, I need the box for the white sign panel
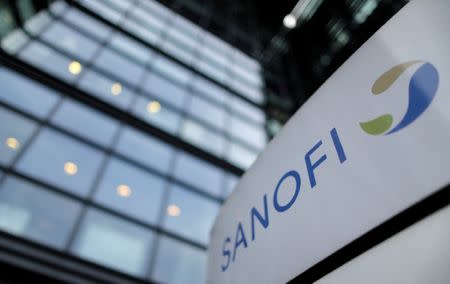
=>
[208,0,450,283]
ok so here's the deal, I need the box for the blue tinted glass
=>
[114,127,175,174]
[64,8,112,40]
[144,72,188,109]
[122,18,161,45]
[15,128,105,197]
[152,56,192,85]
[24,11,52,36]
[71,208,155,277]
[162,185,219,245]
[191,75,228,105]
[228,117,266,149]
[223,174,239,198]
[1,29,29,54]
[40,21,100,62]
[78,70,136,110]
[78,0,124,24]
[173,152,223,196]
[0,67,59,118]
[19,41,83,83]
[161,38,194,64]
[110,32,154,64]
[227,142,258,169]
[94,158,166,225]
[187,96,227,130]
[180,119,226,156]
[0,107,37,166]
[0,176,81,249]
[132,96,181,135]
[152,236,207,284]
[94,48,145,87]
[50,99,120,148]
[229,96,265,124]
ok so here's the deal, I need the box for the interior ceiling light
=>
[283,14,297,29]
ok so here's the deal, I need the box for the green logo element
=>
[360,61,439,135]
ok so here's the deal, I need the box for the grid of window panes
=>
[1,0,267,170]
[0,0,266,283]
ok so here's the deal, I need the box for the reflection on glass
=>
[63,8,112,41]
[94,158,166,225]
[229,96,266,124]
[187,96,227,130]
[0,107,37,166]
[0,68,59,118]
[16,128,105,197]
[40,21,100,61]
[227,142,258,169]
[19,42,83,83]
[0,176,81,249]
[191,76,228,105]
[152,236,207,284]
[78,70,136,110]
[223,174,239,198]
[79,0,124,24]
[133,96,181,135]
[152,56,192,86]
[144,72,188,109]
[162,184,220,245]
[110,32,154,64]
[114,127,175,174]
[70,209,155,277]
[50,99,120,148]
[93,48,145,87]
[1,29,29,54]
[173,152,223,197]
[24,10,51,36]
[180,119,226,156]
[229,116,267,150]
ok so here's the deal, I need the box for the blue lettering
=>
[221,237,232,272]
[330,128,347,163]
[273,170,301,212]
[305,140,327,188]
[232,223,248,262]
[251,194,269,241]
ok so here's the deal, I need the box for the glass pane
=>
[229,116,267,149]
[144,72,188,109]
[173,152,223,196]
[16,128,105,197]
[0,107,37,166]
[0,176,81,249]
[79,0,124,24]
[24,10,51,36]
[160,39,194,65]
[129,5,167,32]
[94,158,166,225]
[1,29,29,54]
[223,174,239,198]
[227,142,258,169]
[93,48,145,87]
[187,96,227,130]
[152,236,207,284]
[230,78,264,104]
[64,8,112,41]
[50,99,120,148]
[136,0,172,20]
[19,41,84,83]
[180,119,226,156]
[40,21,100,61]
[78,70,136,110]
[152,56,192,86]
[110,32,154,64]
[132,96,181,135]
[71,209,155,277]
[191,76,229,105]
[162,185,219,245]
[114,127,175,174]
[122,18,160,45]
[229,96,265,124]
[194,59,229,84]
[0,67,59,118]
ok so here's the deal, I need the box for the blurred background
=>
[0,0,409,283]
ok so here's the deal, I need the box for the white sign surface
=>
[208,0,450,283]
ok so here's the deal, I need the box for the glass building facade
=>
[0,0,267,283]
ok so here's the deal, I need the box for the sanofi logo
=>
[220,128,347,272]
[360,61,439,135]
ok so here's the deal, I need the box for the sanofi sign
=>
[208,0,450,283]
